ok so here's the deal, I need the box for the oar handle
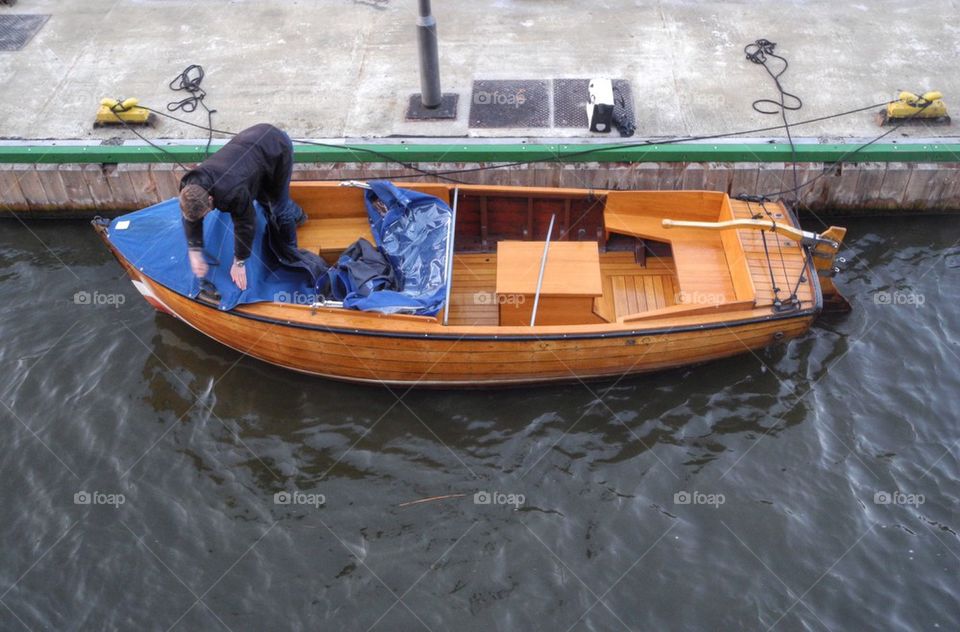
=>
[661,218,808,242]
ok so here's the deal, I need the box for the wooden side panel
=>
[289,185,366,219]
[141,274,812,385]
[604,190,726,222]
[289,182,451,220]
[298,217,374,259]
[499,296,604,326]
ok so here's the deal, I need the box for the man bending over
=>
[178,123,306,290]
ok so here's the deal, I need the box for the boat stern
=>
[811,226,851,314]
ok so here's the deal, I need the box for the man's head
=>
[179,184,213,222]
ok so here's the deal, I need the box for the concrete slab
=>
[1,0,958,142]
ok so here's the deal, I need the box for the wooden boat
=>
[94,183,848,387]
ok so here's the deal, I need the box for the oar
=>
[661,218,812,243]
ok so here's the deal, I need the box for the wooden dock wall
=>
[1,161,959,217]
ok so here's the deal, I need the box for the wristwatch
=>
[235,258,246,268]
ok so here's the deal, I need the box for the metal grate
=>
[0,14,49,51]
[553,78,635,130]
[469,80,550,128]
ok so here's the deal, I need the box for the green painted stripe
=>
[0,142,958,164]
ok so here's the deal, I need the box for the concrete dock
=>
[2,0,960,140]
[1,0,959,214]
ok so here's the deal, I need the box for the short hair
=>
[179,184,212,221]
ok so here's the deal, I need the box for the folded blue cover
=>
[107,198,318,311]
[108,182,451,315]
[345,181,451,315]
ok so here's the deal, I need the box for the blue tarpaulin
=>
[107,199,319,311]
[327,181,452,315]
[107,182,451,316]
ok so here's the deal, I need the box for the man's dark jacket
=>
[180,123,292,261]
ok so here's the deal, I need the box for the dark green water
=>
[1,216,958,631]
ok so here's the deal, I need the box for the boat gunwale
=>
[226,301,817,341]
[783,202,824,316]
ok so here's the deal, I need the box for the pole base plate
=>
[406,94,459,120]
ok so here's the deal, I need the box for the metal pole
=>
[417,0,442,108]
[442,188,458,325]
[530,214,556,327]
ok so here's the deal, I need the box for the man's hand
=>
[231,259,248,291]
[188,249,208,278]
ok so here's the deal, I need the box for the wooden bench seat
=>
[603,192,756,308]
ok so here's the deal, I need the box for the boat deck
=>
[446,252,679,326]
[728,198,814,308]
[293,186,817,329]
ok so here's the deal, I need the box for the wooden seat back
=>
[603,191,755,306]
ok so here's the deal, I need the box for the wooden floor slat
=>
[729,199,814,308]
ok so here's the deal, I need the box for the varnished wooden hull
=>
[101,245,815,386]
[94,183,836,387]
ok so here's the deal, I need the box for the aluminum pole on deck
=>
[530,214,556,327]
[441,188,459,326]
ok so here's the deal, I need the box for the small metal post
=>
[417,0,442,108]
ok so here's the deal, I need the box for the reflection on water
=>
[0,217,958,630]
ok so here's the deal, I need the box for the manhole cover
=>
[553,78,635,130]
[469,80,550,128]
[0,14,49,51]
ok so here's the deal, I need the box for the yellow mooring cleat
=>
[95,98,153,127]
[879,91,950,125]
